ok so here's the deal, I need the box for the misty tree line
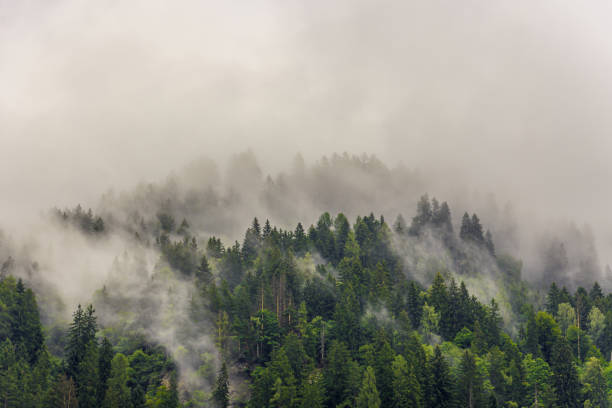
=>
[3,195,612,407]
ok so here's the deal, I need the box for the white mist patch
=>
[95,250,219,397]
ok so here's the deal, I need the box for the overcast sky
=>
[2,0,612,250]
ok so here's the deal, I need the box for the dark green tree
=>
[550,337,580,408]
[213,361,230,408]
[427,346,453,408]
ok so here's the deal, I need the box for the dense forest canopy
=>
[1,156,612,407]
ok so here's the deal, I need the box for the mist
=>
[2,0,612,402]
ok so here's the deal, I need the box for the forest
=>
[2,173,612,408]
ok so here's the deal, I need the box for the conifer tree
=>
[392,354,423,408]
[456,350,485,408]
[77,340,100,408]
[551,337,580,408]
[299,370,325,408]
[355,366,380,408]
[213,361,230,408]
[427,346,453,408]
[98,337,114,404]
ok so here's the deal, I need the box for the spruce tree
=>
[551,337,580,408]
[355,366,381,408]
[456,350,485,408]
[213,361,230,408]
[77,340,100,408]
[392,355,423,408]
[98,337,114,404]
[427,346,453,408]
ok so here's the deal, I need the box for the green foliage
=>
[551,337,581,408]
[104,353,132,408]
[11,205,612,408]
[212,361,230,408]
[355,366,380,408]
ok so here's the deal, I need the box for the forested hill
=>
[2,189,612,406]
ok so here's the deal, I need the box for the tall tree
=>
[427,346,453,408]
[456,350,485,408]
[213,361,230,408]
[103,353,132,408]
[392,354,423,408]
[355,366,380,408]
[76,340,100,408]
[581,357,608,408]
[98,337,114,404]
[550,337,580,408]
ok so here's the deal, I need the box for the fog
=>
[2,0,611,222]
[3,0,612,396]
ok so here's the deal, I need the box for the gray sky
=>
[1,0,612,249]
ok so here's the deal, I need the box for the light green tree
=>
[355,366,380,408]
[421,302,440,340]
[582,357,609,408]
[523,353,554,408]
[588,307,605,346]
[103,353,132,408]
[557,302,575,337]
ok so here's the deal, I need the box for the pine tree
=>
[546,283,561,315]
[427,346,453,408]
[77,340,99,408]
[373,333,394,407]
[550,337,580,408]
[299,370,325,408]
[324,341,353,407]
[294,222,308,255]
[393,214,407,234]
[98,337,114,404]
[10,280,44,364]
[213,361,230,408]
[456,350,485,408]
[196,254,213,285]
[355,366,381,408]
[460,213,471,241]
[392,355,423,408]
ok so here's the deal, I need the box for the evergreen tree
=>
[98,337,114,404]
[459,213,471,241]
[373,333,394,407]
[324,341,353,407]
[485,230,495,255]
[299,370,326,408]
[456,350,485,408]
[10,279,44,364]
[294,222,309,255]
[393,214,407,234]
[551,337,580,408]
[196,255,213,285]
[427,346,452,408]
[66,304,98,379]
[546,282,561,315]
[213,361,230,408]
[355,366,381,408]
[391,354,423,408]
[581,357,608,408]
[77,340,99,408]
